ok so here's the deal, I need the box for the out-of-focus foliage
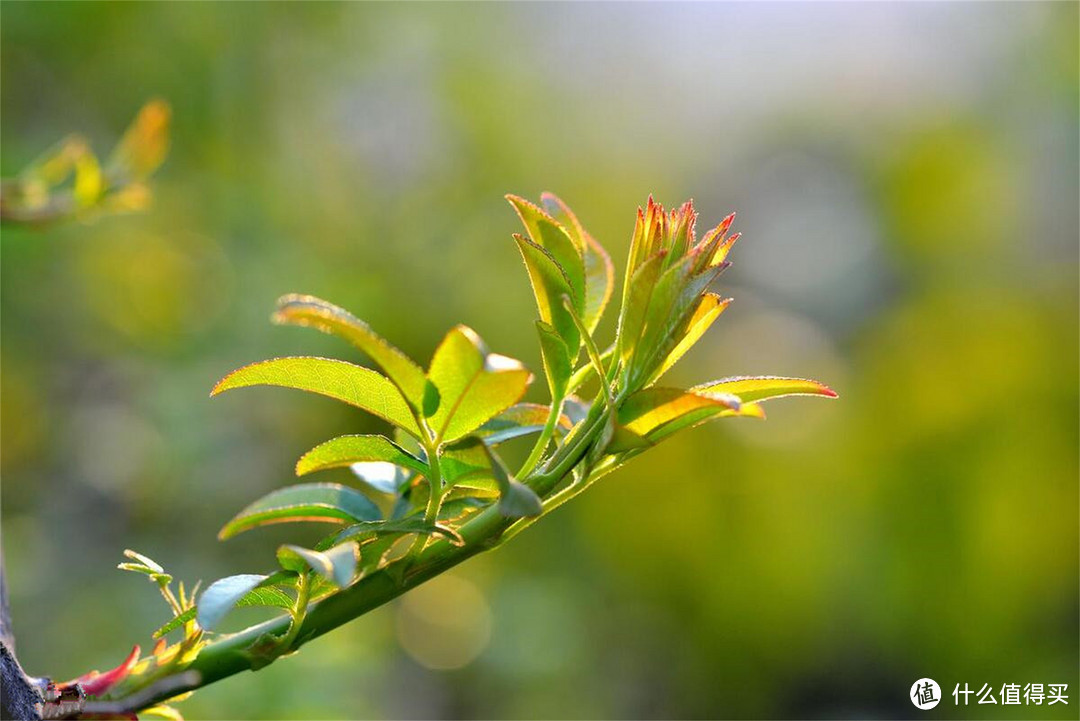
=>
[0,100,169,224]
[1,3,1076,720]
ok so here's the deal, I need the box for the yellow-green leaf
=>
[648,293,731,384]
[618,387,764,444]
[211,356,421,437]
[295,434,427,477]
[540,192,614,333]
[272,294,428,410]
[616,251,665,366]
[535,320,572,401]
[631,255,724,386]
[426,326,532,443]
[691,376,838,403]
[507,194,586,304]
[219,482,382,540]
[513,234,582,354]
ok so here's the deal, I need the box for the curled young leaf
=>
[278,542,359,588]
[119,549,165,574]
[211,356,422,437]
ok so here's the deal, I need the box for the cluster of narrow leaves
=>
[48,551,203,718]
[0,99,170,226]
[140,193,835,683]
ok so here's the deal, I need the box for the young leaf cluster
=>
[115,193,836,710]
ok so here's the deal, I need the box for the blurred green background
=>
[2,3,1077,719]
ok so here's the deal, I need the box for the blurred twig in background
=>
[0,100,169,226]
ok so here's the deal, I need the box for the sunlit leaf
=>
[196,574,268,631]
[649,293,731,383]
[218,483,381,540]
[234,585,295,611]
[691,376,838,403]
[535,320,572,401]
[631,255,725,386]
[272,295,429,411]
[211,356,421,437]
[426,326,532,442]
[295,434,427,477]
[506,194,585,305]
[617,387,763,444]
[616,251,665,365]
[540,192,614,333]
[513,234,581,354]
